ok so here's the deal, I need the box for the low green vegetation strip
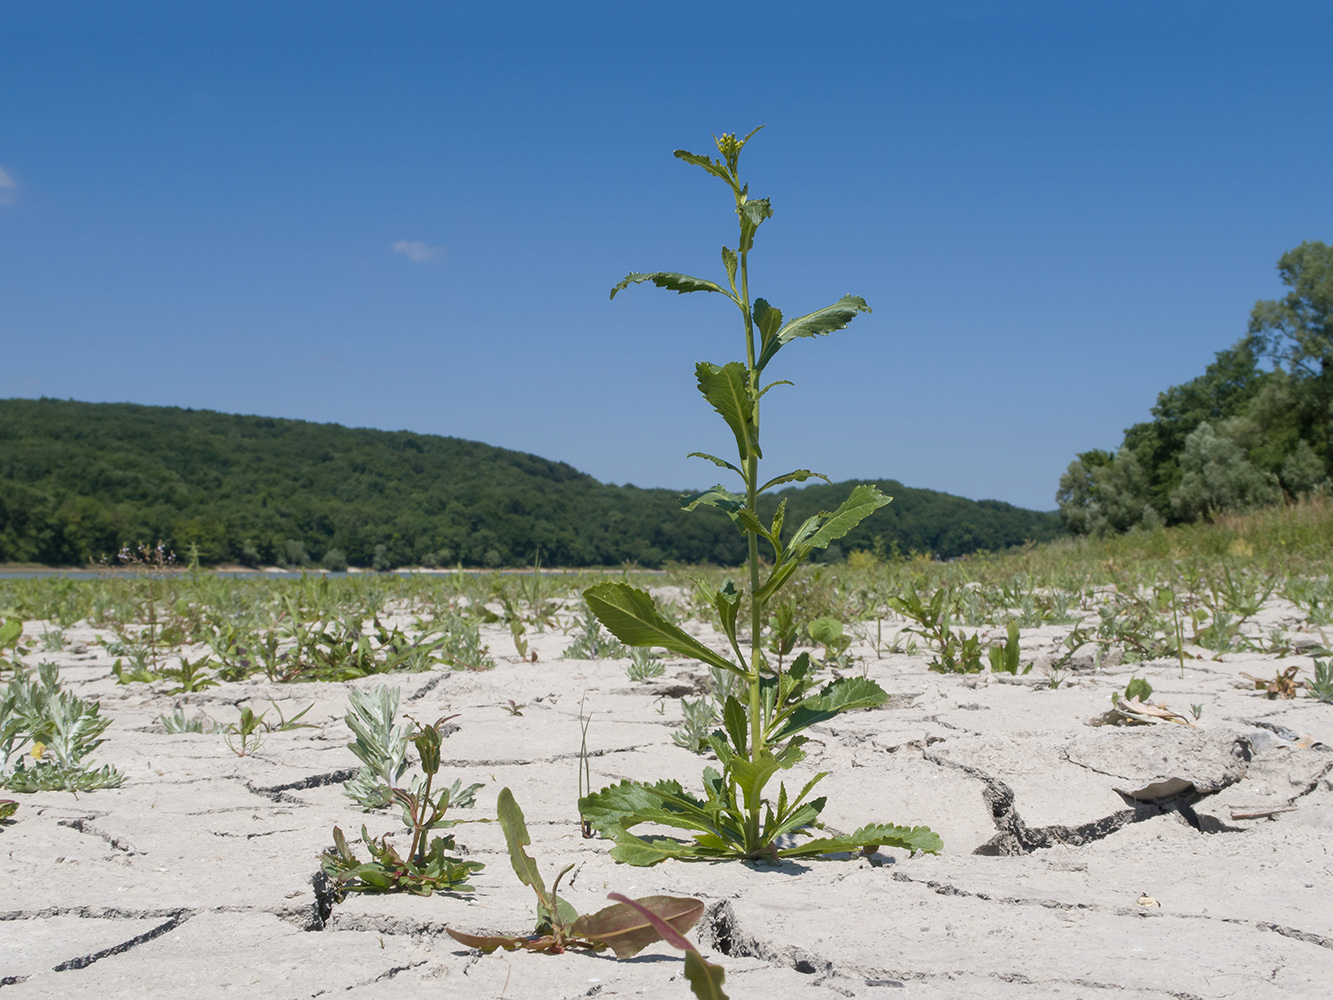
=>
[0,398,1060,568]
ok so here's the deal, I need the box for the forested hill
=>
[0,398,1062,567]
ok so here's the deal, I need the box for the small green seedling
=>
[159,706,217,733]
[987,622,1032,675]
[807,616,851,665]
[0,798,16,825]
[221,698,316,756]
[503,700,525,716]
[223,705,268,756]
[1308,658,1333,705]
[608,893,728,1000]
[580,128,938,865]
[160,655,218,694]
[323,714,484,896]
[446,788,704,955]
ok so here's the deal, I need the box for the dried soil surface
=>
[4,602,1332,999]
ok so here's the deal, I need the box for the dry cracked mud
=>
[3,604,1332,999]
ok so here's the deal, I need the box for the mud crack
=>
[52,911,192,972]
[922,749,1211,854]
[246,768,360,803]
[56,817,143,856]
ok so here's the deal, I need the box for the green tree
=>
[1171,422,1279,521]
[1248,240,1333,481]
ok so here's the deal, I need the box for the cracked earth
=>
[3,603,1332,999]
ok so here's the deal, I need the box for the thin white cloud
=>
[0,166,14,206]
[391,240,441,263]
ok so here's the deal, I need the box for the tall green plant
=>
[580,129,940,864]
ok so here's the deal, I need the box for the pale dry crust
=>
[2,599,1332,999]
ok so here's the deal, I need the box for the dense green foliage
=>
[0,399,1060,568]
[1058,241,1333,534]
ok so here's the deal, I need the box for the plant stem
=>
[412,770,433,861]
[737,205,765,854]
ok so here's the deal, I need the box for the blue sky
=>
[3,1,1331,510]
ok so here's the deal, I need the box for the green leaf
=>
[1124,676,1153,702]
[0,620,22,647]
[608,833,696,866]
[802,484,891,553]
[753,298,783,346]
[680,485,748,530]
[756,379,794,399]
[771,677,888,742]
[583,583,742,675]
[711,580,741,649]
[807,617,843,646]
[496,787,545,898]
[610,272,736,302]
[687,452,743,477]
[721,247,738,288]
[684,947,730,1000]
[722,695,747,755]
[758,469,830,494]
[787,822,943,858]
[756,294,872,370]
[695,361,759,461]
[738,197,773,254]
[729,751,783,801]
[572,895,705,959]
[673,149,738,189]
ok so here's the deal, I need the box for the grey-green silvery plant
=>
[1,663,123,792]
[342,685,481,814]
[578,128,940,864]
[625,646,664,682]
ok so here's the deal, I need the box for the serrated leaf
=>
[771,677,888,742]
[687,452,743,477]
[610,271,736,301]
[758,469,830,494]
[721,247,737,288]
[673,149,738,189]
[753,298,783,346]
[695,361,758,461]
[756,294,872,370]
[572,895,705,959]
[733,507,768,539]
[786,822,943,858]
[801,484,891,553]
[737,197,772,254]
[609,833,695,866]
[584,584,742,675]
[680,484,747,519]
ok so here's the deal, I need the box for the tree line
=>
[0,399,1060,568]
[1057,241,1332,535]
